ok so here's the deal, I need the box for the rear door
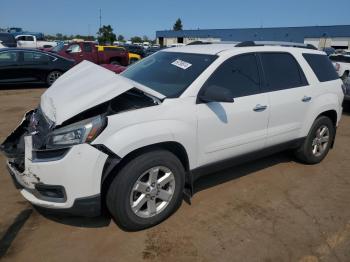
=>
[258,52,311,146]
[0,50,20,83]
[197,53,269,166]
[19,51,51,82]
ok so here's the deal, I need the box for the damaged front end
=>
[1,108,53,173]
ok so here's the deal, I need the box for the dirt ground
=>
[0,88,350,262]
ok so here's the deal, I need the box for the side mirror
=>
[198,85,235,103]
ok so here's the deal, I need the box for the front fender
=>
[98,120,197,169]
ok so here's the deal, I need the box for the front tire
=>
[294,116,335,164]
[106,150,185,231]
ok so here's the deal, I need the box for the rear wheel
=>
[341,71,349,82]
[46,70,62,86]
[294,116,335,164]
[106,150,185,231]
[110,60,121,65]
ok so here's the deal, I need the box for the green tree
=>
[142,35,149,42]
[117,35,125,42]
[97,25,116,44]
[173,18,183,31]
[131,36,142,43]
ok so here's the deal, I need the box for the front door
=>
[197,53,269,166]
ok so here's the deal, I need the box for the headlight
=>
[46,116,106,148]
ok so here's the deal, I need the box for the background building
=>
[156,25,350,49]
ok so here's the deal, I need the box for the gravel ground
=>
[0,88,350,262]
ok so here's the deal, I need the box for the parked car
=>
[322,47,336,56]
[15,35,57,49]
[51,41,129,66]
[0,42,344,231]
[0,33,17,47]
[100,64,127,74]
[0,48,74,85]
[123,44,146,58]
[144,46,161,57]
[98,45,141,64]
[330,55,350,80]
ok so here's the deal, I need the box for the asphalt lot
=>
[0,87,350,262]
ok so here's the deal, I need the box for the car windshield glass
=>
[122,51,217,97]
[52,42,65,52]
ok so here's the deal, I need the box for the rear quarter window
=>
[303,53,339,82]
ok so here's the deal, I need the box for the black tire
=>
[46,70,62,86]
[110,60,120,65]
[294,116,335,164]
[106,150,185,231]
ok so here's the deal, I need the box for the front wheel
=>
[294,116,335,164]
[106,150,185,231]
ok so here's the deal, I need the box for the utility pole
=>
[99,8,102,30]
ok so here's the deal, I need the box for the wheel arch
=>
[100,141,190,206]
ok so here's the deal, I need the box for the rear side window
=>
[260,52,308,91]
[83,43,93,52]
[203,53,261,98]
[304,54,340,82]
[23,52,50,63]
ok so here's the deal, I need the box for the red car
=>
[100,64,127,74]
[51,42,129,66]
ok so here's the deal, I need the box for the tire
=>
[46,70,62,86]
[106,150,185,231]
[110,60,120,65]
[294,116,335,164]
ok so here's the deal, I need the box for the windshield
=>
[52,42,65,53]
[122,51,217,97]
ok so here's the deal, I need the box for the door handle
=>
[253,104,268,112]
[302,96,312,102]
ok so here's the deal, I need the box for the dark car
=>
[0,33,17,47]
[123,44,145,58]
[0,48,75,86]
[145,46,163,57]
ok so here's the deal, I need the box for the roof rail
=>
[235,41,317,50]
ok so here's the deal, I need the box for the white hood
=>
[40,61,165,125]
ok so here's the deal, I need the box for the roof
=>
[157,25,350,43]
[163,44,234,55]
[162,42,325,55]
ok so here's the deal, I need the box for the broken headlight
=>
[46,116,106,148]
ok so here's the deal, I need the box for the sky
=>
[1,0,350,40]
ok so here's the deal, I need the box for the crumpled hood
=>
[41,60,165,125]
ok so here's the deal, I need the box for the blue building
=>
[156,25,350,49]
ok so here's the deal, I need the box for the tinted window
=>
[203,54,260,98]
[260,53,307,91]
[303,54,339,82]
[329,55,350,63]
[23,52,50,63]
[83,43,93,52]
[0,51,19,63]
[122,51,217,97]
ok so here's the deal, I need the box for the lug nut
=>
[146,187,150,192]
[151,183,155,187]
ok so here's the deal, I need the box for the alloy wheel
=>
[129,166,176,218]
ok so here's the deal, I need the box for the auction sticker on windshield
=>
[171,59,192,70]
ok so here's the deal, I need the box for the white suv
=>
[1,41,344,231]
